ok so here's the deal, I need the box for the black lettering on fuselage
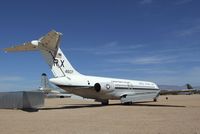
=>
[53,59,65,68]
[53,59,59,66]
[60,60,64,67]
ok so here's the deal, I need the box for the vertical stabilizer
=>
[38,30,81,77]
[41,73,50,89]
[4,30,81,78]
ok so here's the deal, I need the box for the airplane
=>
[4,30,160,105]
[39,73,71,98]
[159,84,198,95]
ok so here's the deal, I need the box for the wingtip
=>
[51,29,63,35]
[4,48,8,53]
[4,46,14,53]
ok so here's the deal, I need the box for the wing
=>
[120,93,136,103]
[120,92,159,103]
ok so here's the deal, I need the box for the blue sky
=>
[0,0,200,91]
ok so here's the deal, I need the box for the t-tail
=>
[5,30,81,78]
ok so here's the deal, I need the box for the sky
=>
[0,0,200,91]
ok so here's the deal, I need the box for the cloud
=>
[94,50,129,55]
[0,83,17,90]
[107,56,176,65]
[0,76,39,91]
[139,0,153,5]
[104,41,118,48]
[67,41,145,55]
[93,67,176,75]
[95,44,144,55]
[185,67,200,79]
[176,25,200,36]
[174,0,193,5]
[0,76,24,91]
[0,76,24,82]
[97,68,152,73]
[107,51,200,65]
[153,46,199,54]
[174,17,200,37]
[67,47,95,52]
[139,0,192,6]
[134,56,168,64]
[152,66,200,86]
[0,82,34,91]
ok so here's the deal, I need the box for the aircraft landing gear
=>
[101,100,109,105]
[123,102,133,105]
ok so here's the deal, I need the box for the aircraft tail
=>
[40,73,50,90]
[186,84,193,89]
[5,30,81,77]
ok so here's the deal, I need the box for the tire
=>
[123,102,133,105]
[101,100,109,105]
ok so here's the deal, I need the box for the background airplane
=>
[159,84,199,95]
[39,73,71,98]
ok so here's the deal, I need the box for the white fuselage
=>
[50,74,160,101]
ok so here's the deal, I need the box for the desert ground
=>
[0,95,200,134]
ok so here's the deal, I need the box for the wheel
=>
[101,100,109,105]
[123,102,133,105]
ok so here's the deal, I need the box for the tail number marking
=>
[53,59,64,68]
[65,70,73,74]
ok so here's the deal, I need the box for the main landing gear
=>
[101,100,109,105]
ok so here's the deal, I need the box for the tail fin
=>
[40,73,50,90]
[40,73,52,93]
[186,84,193,89]
[39,73,66,95]
[5,30,81,77]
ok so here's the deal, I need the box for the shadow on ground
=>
[39,102,185,111]
[40,104,105,110]
[21,108,39,112]
[131,103,185,108]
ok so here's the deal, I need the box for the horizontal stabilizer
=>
[4,42,38,52]
[4,30,62,53]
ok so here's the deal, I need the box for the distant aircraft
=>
[5,30,160,105]
[160,84,197,95]
[186,84,193,90]
[39,73,71,98]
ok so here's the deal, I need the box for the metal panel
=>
[0,92,23,109]
[23,91,44,108]
[0,91,44,109]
